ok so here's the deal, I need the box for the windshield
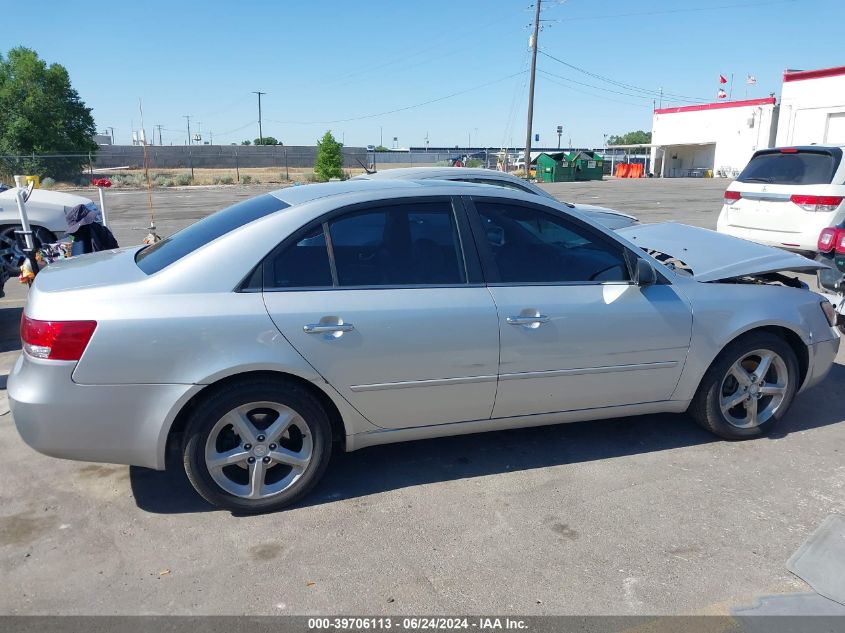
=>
[135,193,288,274]
[737,148,842,185]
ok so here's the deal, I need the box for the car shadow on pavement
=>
[130,356,845,514]
[129,360,845,515]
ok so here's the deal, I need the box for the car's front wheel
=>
[182,377,332,513]
[690,332,799,440]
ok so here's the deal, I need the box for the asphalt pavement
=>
[1,177,843,616]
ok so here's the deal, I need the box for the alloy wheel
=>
[719,348,789,429]
[204,401,313,499]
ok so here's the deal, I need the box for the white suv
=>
[716,145,845,255]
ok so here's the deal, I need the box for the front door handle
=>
[506,315,550,326]
[303,322,355,334]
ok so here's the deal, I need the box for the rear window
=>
[737,148,842,185]
[135,194,288,274]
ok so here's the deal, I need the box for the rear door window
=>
[329,202,467,287]
[737,148,842,185]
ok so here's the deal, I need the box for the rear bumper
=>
[8,352,200,470]
[716,208,825,256]
[802,336,840,392]
[716,222,817,256]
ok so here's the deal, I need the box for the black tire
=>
[182,377,332,513]
[0,225,56,274]
[689,331,799,440]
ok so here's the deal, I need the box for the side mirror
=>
[636,259,657,287]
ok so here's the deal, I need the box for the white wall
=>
[776,67,845,145]
[649,99,777,176]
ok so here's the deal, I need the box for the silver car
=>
[9,180,840,513]
[353,167,639,230]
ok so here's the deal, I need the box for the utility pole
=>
[183,115,192,145]
[155,125,163,146]
[380,126,383,147]
[253,91,266,144]
[209,130,213,146]
[523,0,541,178]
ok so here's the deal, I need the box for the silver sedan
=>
[9,180,840,513]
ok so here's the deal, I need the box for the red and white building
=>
[646,64,845,177]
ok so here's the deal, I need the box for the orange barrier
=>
[615,163,643,178]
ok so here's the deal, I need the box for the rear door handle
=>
[506,315,550,326]
[303,323,355,334]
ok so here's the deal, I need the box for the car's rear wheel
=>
[690,332,799,440]
[182,378,332,513]
[0,225,57,274]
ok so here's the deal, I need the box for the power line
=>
[538,71,651,109]
[539,49,710,103]
[265,71,527,126]
[538,68,654,103]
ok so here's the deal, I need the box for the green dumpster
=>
[568,150,604,181]
[532,152,574,183]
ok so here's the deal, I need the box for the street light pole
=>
[523,0,541,178]
[253,91,266,144]
[183,115,192,145]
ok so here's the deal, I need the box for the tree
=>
[0,47,97,181]
[374,145,389,152]
[254,136,279,146]
[606,130,652,146]
[241,139,252,145]
[314,130,344,181]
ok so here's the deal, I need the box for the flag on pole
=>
[746,74,757,85]
[719,74,728,84]
[717,88,727,99]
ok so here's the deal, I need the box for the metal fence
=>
[0,146,508,188]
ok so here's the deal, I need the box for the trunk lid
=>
[619,222,826,282]
[32,246,146,292]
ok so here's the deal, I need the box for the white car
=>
[354,167,638,230]
[0,185,93,272]
[717,145,845,255]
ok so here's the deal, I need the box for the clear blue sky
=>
[8,0,842,148]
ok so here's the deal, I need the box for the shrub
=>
[40,177,56,188]
[241,175,253,185]
[211,176,221,185]
[173,174,192,186]
[314,130,343,181]
[220,176,234,185]
[153,175,173,187]
[111,174,144,187]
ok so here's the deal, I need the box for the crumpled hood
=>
[618,222,826,282]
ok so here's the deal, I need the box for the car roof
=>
[355,167,519,181]
[268,177,517,207]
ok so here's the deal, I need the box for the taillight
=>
[724,190,741,205]
[818,227,845,253]
[20,315,97,361]
[791,194,844,212]
[779,147,799,154]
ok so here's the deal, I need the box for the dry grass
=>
[43,163,449,190]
